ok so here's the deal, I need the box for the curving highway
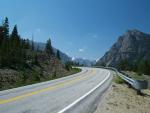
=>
[0,67,112,113]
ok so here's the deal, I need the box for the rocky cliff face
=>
[96,29,150,67]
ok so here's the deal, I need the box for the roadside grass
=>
[113,74,125,84]
[63,67,81,76]
[122,71,145,80]
[0,67,81,91]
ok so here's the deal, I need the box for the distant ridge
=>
[31,41,71,63]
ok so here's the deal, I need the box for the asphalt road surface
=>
[0,67,111,113]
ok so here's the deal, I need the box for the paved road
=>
[0,67,111,113]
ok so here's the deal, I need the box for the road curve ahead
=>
[0,67,111,113]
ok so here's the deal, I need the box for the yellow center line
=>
[0,69,96,105]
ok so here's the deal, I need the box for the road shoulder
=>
[94,79,150,113]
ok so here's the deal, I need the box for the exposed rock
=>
[96,29,150,67]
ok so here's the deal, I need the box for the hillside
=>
[33,42,71,63]
[96,29,150,67]
[0,17,80,90]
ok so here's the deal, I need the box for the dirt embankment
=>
[94,77,150,113]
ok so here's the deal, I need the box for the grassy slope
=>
[0,67,81,91]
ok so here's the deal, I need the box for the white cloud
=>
[78,46,87,52]
[78,48,84,52]
[72,57,76,61]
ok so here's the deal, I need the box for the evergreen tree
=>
[25,39,30,49]
[0,26,3,66]
[10,25,20,41]
[3,17,9,38]
[117,59,130,70]
[10,25,23,68]
[0,26,4,45]
[31,34,34,51]
[0,17,36,69]
[34,53,39,65]
[36,44,40,52]
[0,17,10,67]
[21,39,30,49]
[65,62,72,71]
[138,60,150,75]
[45,38,53,56]
[56,50,61,60]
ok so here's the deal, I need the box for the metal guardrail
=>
[119,71,148,90]
[93,66,148,94]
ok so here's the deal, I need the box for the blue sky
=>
[0,0,150,60]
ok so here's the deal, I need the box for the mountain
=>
[32,42,71,63]
[53,48,71,63]
[32,42,96,66]
[72,57,96,67]
[96,29,150,67]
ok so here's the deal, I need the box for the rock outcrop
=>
[96,29,150,67]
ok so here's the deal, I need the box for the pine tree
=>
[10,25,20,41]
[3,17,9,38]
[45,38,53,57]
[117,59,130,70]
[36,44,40,52]
[31,34,34,51]
[25,39,30,49]
[138,60,150,75]
[9,25,23,68]
[56,50,61,60]
[0,26,3,66]
[0,17,10,67]
[10,25,20,51]
[0,26,4,45]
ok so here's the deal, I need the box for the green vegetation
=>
[45,38,54,57]
[57,50,61,60]
[63,67,81,78]
[117,59,150,76]
[0,17,81,91]
[65,62,72,71]
[123,71,145,80]
[137,60,150,75]
[0,67,81,91]
[113,75,125,84]
[64,61,84,67]
[0,17,36,69]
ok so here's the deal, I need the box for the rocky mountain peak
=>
[126,29,144,35]
[96,29,150,67]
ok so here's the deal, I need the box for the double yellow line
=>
[0,69,96,105]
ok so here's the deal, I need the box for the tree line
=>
[0,17,61,70]
[117,59,150,75]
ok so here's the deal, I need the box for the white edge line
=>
[58,70,111,113]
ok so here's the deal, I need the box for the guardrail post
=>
[127,83,132,88]
[137,90,143,95]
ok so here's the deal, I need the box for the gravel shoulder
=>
[94,76,150,113]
